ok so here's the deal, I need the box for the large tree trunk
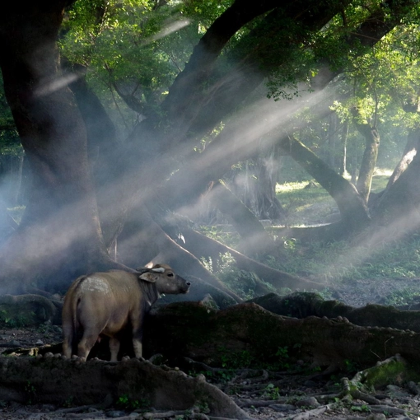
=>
[66,62,128,249]
[0,1,115,292]
[369,127,419,213]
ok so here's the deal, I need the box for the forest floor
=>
[1,276,420,419]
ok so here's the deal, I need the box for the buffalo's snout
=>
[182,280,191,293]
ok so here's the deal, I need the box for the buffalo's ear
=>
[139,272,156,283]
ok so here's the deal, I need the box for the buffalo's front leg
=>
[132,338,143,358]
[130,311,145,358]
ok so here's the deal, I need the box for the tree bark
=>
[145,301,420,371]
[251,291,420,333]
[340,119,349,176]
[385,127,420,189]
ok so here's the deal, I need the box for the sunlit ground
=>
[275,169,392,227]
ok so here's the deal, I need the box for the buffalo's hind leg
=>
[62,337,72,359]
[77,333,98,361]
[130,313,144,358]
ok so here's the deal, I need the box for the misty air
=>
[0,1,419,419]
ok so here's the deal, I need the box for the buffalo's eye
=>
[167,272,174,277]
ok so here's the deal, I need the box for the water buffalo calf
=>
[62,264,190,361]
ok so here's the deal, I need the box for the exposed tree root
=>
[250,291,420,332]
[3,300,420,419]
[144,301,420,373]
[0,355,252,419]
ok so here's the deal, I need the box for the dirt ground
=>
[1,278,420,419]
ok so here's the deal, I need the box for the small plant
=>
[24,380,37,404]
[344,358,358,373]
[196,401,210,414]
[262,383,280,400]
[275,346,291,370]
[351,404,371,413]
[219,347,253,370]
[116,394,148,410]
[63,396,74,408]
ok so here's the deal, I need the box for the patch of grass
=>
[262,383,280,400]
[371,173,390,192]
[264,234,420,284]
[276,174,389,227]
[382,287,420,306]
[276,181,337,227]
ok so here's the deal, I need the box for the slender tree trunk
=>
[340,120,349,176]
[326,113,338,169]
[352,112,380,204]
